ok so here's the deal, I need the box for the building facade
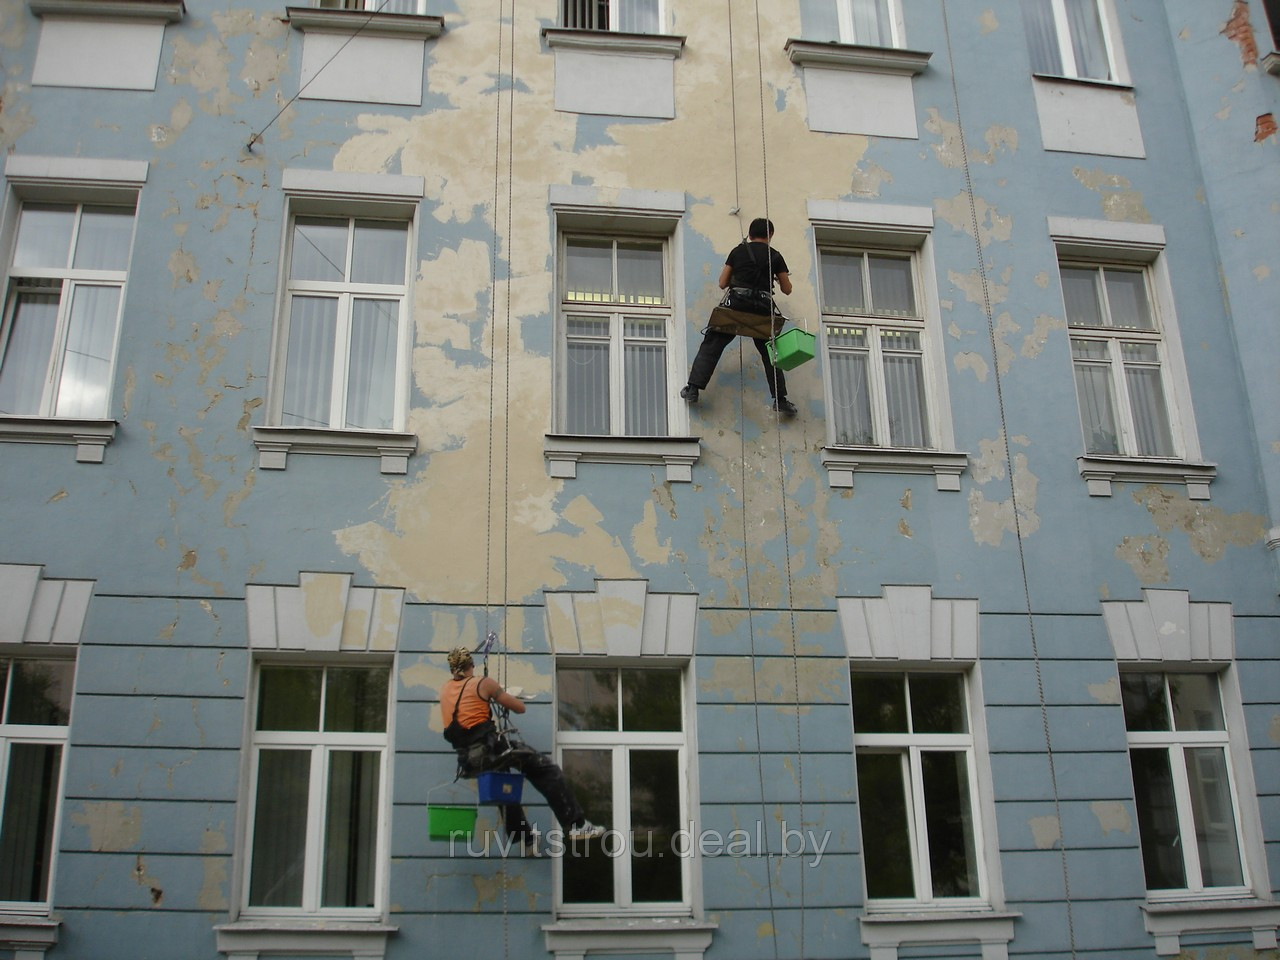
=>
[0,1,1277,959]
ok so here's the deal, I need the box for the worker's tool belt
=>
[722,286,774,315]
[706,293,786,340]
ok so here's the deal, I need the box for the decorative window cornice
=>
[785,38,931,75]
[285,6,443,38]
[838,585,979,662]
[245,572,405,654]
[859,911,1018,960]
[1077,455,1216,500]
[1141,898,1280,957]
[544,435,701,483]
[541,27,685,58]
[28,0,184,21]
[0,416,116,463]
[1101,589,1233,664]
[252,426,417,475]
[546,580,697,659]
[822,446,967,491]
[0,563,94,646]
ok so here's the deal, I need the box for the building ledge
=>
[1141,898,1280,956]
[0,416,116,463]
[1264,51,1280,76]
[0,915,60,960]
[860,910,1019,960]
[544,434,700,483]
[1077,455,1217,500]
[285,6,443,38]
[29,0,184,20]
[543,917,716,960]
[541,27,685,58]
[252,426,417,475]
[822,446,968,491]
[215,920,396,960]
[784,39,931,75]
[1031,71,1134,91]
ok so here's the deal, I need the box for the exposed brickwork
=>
[1223,0,1260,66]
[1257,112,1278,141]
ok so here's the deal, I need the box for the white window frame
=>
[1049,218,1214,499]
[554,664,692,917]
[559,0,664,33]
[1122,670,1251,900]
[1026,0,1128,84]
[851,670,989,909]
[240,661,392,919]
[314,0,429,12]
[0,656,74,914]
[832,0,905,47]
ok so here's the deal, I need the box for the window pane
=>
[856,751,914,897]
[565,239,613,301]
[849,0,892,45]
[324,667,389,733]
[1184,747,1243,887]
[566,320,610,434]
[345,299,398,430]
[1121,674,1170,732]
[617,243,663,304]
[291,218,348,283]
[561,748,614,903]
[73,207,134,272]
[820,252,866,313]
[249,749,311,907]
[921,751,979,897]
[1065,0,1111,80]
[1104,269,1152,329]
[558,669,618,731]
[1169,675,1224,732]
[829,327,874,446]
[0,289,60,416]
[257,666,323,731]
[350,221,406,286]
[322,750,381,907]
[13,206,75,269]
[909,675,966,734]
[0,743,62,902]
[0,661,7,719]
[281,296,338,428]
[868,256,915,316]
[1130,747,1186,889]
[882,336,928,448]
[851,673,907,733]
[1024,0,1063,73]
[624,338,667,436]
[616,0,659,33]
[1062,268,1104,327]
[1123,362,1174,457]
[54,284,121,418]
[8,660,74,725]
[630,749,681,902]
[1072,351,1119,454]
[621,669,681,732]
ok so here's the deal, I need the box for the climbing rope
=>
[940,3,1077,954]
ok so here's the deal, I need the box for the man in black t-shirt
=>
[680,217,797,416]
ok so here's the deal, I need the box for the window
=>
[0,658,74,907]
[244,664,390,914]
[556,667,688,913]
[314,0,427,11]
[1061,263,1176,459]
[272,217,411,432]
[807,0,902,46]
[559,235,674,437]
[1025,0,1115,81]
[560,0,660,33]
[851,672,985,905]
[0,202,135,419]
[1121,673,1249,896]
[820,248,931,449]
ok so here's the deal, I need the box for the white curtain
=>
[829,341,874,445]
[345,299,398,430]
[849,0,891,46]
[882,335,928,448]
[617,243,663,304]
[351,221,406,286]
[291,218,347,283]
[624,320,667,436]
[820,252,865,313]
[1072,340,1120,453]
[0,290,59,415]
[282,296,338,427]
[1024,0,1062,74]
[565,240,612,301]
[73,208,134,272]
[616,0,659,33]
[13,206,74,269]
[1123,351,1174,456]
[55,284,122,419]
[566,317,610,434]
[869,256,915,316]
[1065,0,1110,79]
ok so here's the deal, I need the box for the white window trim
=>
[547,186,696,480]
[0,916,60,960]
[809,201,965,491]
[214,920,398,960]
[1048,217,1214,499]
[1029,0,1131,86]
[543,917,716,960]
[550,0,672,37]
[0,156,147,462]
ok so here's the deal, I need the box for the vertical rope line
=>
[725,0,744,234]
[940,4,1076,955]
[500,0,516,692]
[483,0,506,644]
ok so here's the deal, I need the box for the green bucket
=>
[428,804,476,841]
[767,328,816,370]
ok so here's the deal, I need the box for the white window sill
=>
[821,446,968,491]
[1032,71,1133,91]
[1077,454,1217,500]
[28,0,184,20]
[285,6,444,38]
[0,416,116,463]
[544,434,701,483]
[0,915,59,960]
[252,426,417,475]
[784,39,931,75]
[542,917,716,960]
[541,27,685,58]
[1141,898,1280,956]
[215,920,396,960]
[1264,51,1280,76]
[860,910,1019,960]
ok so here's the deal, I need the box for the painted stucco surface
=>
[0,1,1277,959]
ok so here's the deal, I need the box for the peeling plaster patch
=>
[471,872,535,912]
[851,159,892,197]
[237,396,263,432]
[970,434,1009,485]
[631,499,672,565]
[1254,263,1272,282]
[133,855,163,907]
[47,489,67,504]
[993,311,1018,374]
[1091,801,1132,836]
[1116,535,1170,584]
[935,191,1012,247]
[900,489,912,510]
[954,352,988,382]
[947,322,964,339]
[1269,715,1280,744]
[1071,168,1152,223]
[1222,0,1259,67]
[924,109,965,168]
[1034,271,1049,288]
[197,857,228,910]
[979,10,998,34]
[968,443,1039,547]
[949,266,1010,307]
[1021,313,1065,359]
[0,81,36,154]
[897,518,912,538]
[1087,676,1122,705]
[150,98,194,148]
[71,801,141,852]
[210,10,291,96]
[223,470,255,527]
[981,125,1018,162]
[168,35,243,115]
[168,248,199,288]
[1132,487,1266,563]
[1257,113,1278,142]
[1029,815,1061,849]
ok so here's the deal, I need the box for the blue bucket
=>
[477,771,524,805]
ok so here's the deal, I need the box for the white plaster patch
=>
[1021,313,1065,359]
[1091,801,1132,836]
[1115,535,1171,584]
[1029,815,1061,849]
[1087,676,1121,705]
[71,801,141,852]
[1270,715,1280,744]
[1072,168,1152,223]
[1253,263,1271,282]
[979,10,998,34]
[935,192,1012,247]
[1133,487,1266,563]
[954,351,989,382]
